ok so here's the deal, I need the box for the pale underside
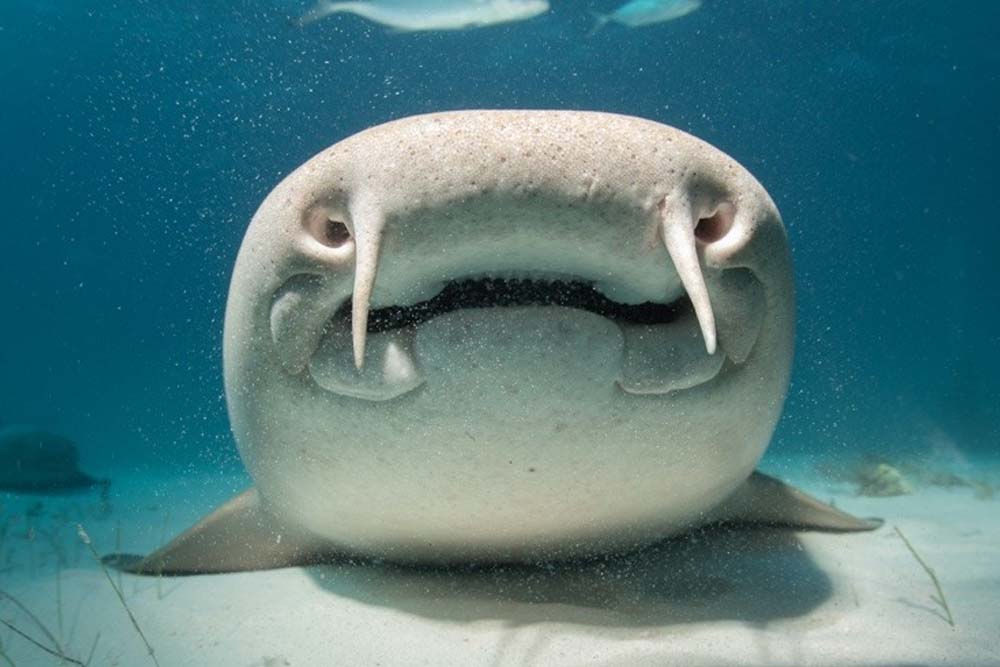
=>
[124,473,880,575]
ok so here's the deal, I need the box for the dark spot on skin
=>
[527,468,536,473]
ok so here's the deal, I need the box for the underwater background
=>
[2,2,999,665]
[1,0,997,475]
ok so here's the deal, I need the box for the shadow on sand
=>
[303,525,834,628]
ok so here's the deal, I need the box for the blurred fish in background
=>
[590,0,702,34]
[296,0,550,32]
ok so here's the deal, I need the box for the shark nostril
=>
[322,219,352,248]
[305,208,353,249]
[695,203,735,244]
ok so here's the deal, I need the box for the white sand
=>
[1,464,998,666]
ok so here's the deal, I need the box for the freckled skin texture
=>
[130,111,878,574]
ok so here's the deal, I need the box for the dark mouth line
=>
[338,277,692,334]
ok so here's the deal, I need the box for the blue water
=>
[1,2,998,664]
[1,1,996,469]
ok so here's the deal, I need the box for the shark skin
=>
[127,111,879,575]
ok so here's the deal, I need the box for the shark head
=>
[222,110,795,563]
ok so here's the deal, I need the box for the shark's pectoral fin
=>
[712,471,882,531]
[121,488,324,575]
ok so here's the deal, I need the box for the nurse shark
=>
[127,110,878,574]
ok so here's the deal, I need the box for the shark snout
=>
[267,189,766,402]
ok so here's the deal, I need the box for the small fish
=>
[590,0,701,34]
[297,0,550,32]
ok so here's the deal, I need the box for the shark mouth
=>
[302,271,730,401]
[348,208,720,370]
[275,204,763,401]
[353,277,692,334]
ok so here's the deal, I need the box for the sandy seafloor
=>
[1,458,998,667]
